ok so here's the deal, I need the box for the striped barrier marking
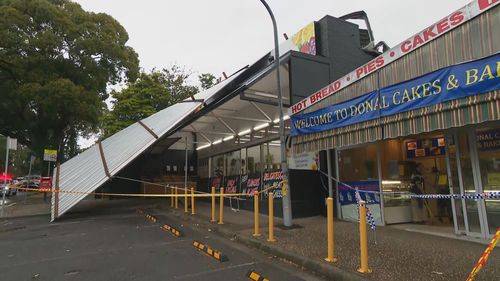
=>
[145,214,158,223]
[466,227,500,281]
[246,270,270,281]
[192,240,228,262]
[161,224,182,237]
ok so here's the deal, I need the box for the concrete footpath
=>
[154,199,500,281]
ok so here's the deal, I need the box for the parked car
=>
[1,180,17,196]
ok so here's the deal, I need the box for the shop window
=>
[247,145,261,174]
[225,150,241,176]
[264,141,281,171]
[475,127,500,234]
[381,134,455,227]
[241,148,247,175]
[211,155,224,178]
[337,144,382,225]
[198,158,209,179]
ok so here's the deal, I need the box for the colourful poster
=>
[292,22,316,55]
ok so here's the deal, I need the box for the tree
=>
[0,0,139,163]
[101,66,201,137]
[199,73,216,90]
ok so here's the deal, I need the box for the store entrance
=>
[381,134,453,227]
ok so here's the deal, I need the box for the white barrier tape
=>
[409,192,500,199]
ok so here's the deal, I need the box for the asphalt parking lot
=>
[0,203,325,281]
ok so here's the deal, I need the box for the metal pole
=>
[44,161,50,203]
[2,136,9,210]
[184,137,188,190]
[268,192,276,242]
[253,192,260,237]
[327,150,333,197]
[259,0,292,227]
[25,155,33,204]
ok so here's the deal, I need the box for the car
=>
[1,180,17,197]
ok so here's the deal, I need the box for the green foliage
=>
[199,73,216,90]
[0,0,139,161]
[101,66,200,137]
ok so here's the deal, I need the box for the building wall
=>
[304,5,500,114]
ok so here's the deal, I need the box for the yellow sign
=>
[43,149,57,162]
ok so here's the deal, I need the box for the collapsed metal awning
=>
[50,76,240,221]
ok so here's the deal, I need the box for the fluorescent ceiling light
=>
[269,143,281,146]
[196,143,211,151]
[212,139,222,145]
[273,115,290,123]
[223,135,234,141]
[382,180,402,185]
[253,123,269,131]
[238,129,251,136]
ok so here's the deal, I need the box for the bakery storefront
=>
[290,0,500,239]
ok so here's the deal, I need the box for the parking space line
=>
[172,262,256,280]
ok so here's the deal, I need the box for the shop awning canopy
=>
[51,75,241,221]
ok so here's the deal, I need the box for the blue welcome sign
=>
[291,53,500,136]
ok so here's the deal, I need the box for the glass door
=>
[446,130,484,237]
[473,126,500,237]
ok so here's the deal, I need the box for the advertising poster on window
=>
[240,173,261,195]
[224,176,239,194]
[262,170,283,198]
[338,180,382,225]
[210,176,222,189]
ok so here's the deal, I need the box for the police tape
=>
[14,186,254,198]
[409,192,500,199]
[466,227,500,281]
[14,182,284,198]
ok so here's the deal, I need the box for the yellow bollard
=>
[357,200,372,274]
[170,186,174,207]
[191,187,196,215]
[184,187,188,213]
[211,187,216,223]
[253,192,260,237]
[325,197,337,262]
[267,192,275,242]
[175,187,178,209]
[218,188,224,224]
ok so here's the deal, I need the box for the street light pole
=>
[259,0,292,227]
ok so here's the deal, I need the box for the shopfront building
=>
[290,0,500,239]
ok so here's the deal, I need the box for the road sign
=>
[43,149,57,162]
[7,138,17,150]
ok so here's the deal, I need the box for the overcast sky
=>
[74,0,469,147]
[74,0,469,80]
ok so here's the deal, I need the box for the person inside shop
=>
[410,163,424,208]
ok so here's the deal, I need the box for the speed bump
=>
[192,240,228,262]
[146,214,158,223]
[161,224,182,237]
[246,270,270,281]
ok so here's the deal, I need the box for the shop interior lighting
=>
[238,129,252,136]
[212,139,223,145]
[196,143,211,151]
[381,180,402,185]
[223,135,234,142]
[273,115,290,123]
[253,123,270,131]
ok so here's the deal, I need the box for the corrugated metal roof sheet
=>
[51,76,239,221]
